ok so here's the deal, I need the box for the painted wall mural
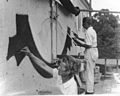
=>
[6,14,56,78]
[6,14,73,78]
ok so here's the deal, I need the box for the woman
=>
[21,47,81,95]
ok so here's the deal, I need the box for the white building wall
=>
[1,0,61,95]
[0,0,89,95]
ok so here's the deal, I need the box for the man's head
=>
[82,17,92,29]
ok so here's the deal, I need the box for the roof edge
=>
[80,0,92,10]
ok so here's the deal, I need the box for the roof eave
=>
[80,0,92,10]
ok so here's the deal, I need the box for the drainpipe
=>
[89,0,92,16]
[55,2,58,59]
[49,0,54,61]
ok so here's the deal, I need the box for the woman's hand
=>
[21,47,31,56]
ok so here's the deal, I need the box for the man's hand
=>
[51,58,61,68]
[72,37,77,41]
[72,37,84,47]
[73,32,78,38]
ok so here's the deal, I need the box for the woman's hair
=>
[61,55,81,75]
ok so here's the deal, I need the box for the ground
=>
[94,68,120,94]
[1,66,120,95]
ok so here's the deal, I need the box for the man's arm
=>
[78,37,85,42]
[73,32,85,42]
[73,38,91,48]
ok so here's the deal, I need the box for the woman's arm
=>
[21,47,53,76]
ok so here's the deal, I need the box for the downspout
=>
[55,2,58,59]
[49,0,54,61]
[89,0,92,16]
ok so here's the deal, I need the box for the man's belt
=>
[86,46,97,49]
[92,46,97,48]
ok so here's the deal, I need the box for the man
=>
[73,17,99,94]
[21,47,81,95]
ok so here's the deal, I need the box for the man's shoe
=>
[85,91,94,94]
